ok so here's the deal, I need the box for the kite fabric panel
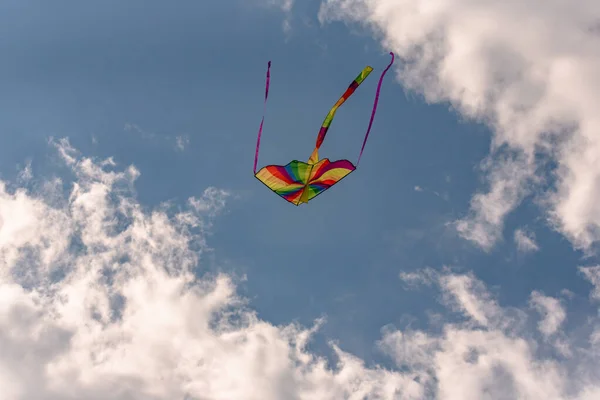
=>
[255,159,356,205]
[253,52,395,206]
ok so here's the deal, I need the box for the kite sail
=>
[253,52,395,206]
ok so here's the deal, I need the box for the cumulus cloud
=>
[388,268,600,399]
[318,0,600,252]
[6,141,600,399]
[0,140,422,400]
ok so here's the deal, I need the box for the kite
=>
[253,52,395,205]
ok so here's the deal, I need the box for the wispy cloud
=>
[399,267,437,288]
[514,228,540,253]
[125,123,191,153]
[318,0,600,253]
[124,122,157,140]
[16,160,33,184]
[454,154,532,251]
[580,265,600,301]
[268,0,295,36]
[175,135,190,151]
[530,291,566,338]
[413,185,448,201]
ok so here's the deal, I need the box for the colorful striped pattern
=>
[253,53,394,206]
[308,66,373,164]
[255,159,356,205]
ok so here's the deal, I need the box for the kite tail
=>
[253,61,271,175]
[308,65,374,164]
[356,52,395,165]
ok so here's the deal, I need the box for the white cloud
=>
[455,155,533,251]
[16,160,33,184]
[529,290,572,358]
[267,0,295,35]
[5,140,600,399]
[529,291,566,338]
[399,267,437,288]
[318,0,600,252]
[124,123,156,141]
[0,141,423,400]
[175,135,190,151]
[438,272,506,328]
[580,265,600,301]
[269,0,293,13]
[514,228,540,253]
[387,268,600,399]
[125,124,192,153]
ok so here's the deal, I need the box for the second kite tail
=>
[253,61,271,175]
[356,52,395,166]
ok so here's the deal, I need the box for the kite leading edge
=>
[253,52,395,206]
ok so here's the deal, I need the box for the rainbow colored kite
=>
[253,52,394,205]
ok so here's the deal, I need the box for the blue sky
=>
[2,1,600,399]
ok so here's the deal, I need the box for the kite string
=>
[253,61,271,174]
[356,52,395,165]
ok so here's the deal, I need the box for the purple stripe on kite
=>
[253,61,271,174]
[357,52,395,165]
[312,159,356,178]
[327,159,356,169]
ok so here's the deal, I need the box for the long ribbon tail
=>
[356,52,395,165]
[308,65,374,164]
[253,61,271,175]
